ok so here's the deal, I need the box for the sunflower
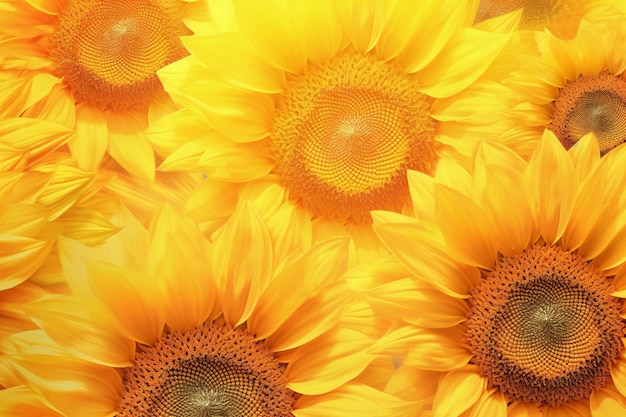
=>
[472,0,623,39]
[151,0,521,257]
[9,200,404,417]
[0,0,215,180]
[500,14,626,156]
[367,130,626,416]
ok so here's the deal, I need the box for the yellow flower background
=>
[1,0,626,416]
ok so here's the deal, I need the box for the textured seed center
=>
[117,323,295,417]
[50,0,189,110]
[551,72,626,154]
[467,245,624,407]
[271,54,437,224]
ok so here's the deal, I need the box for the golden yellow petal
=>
[0,385,63,417]
[372,221,480,298]
[524,130,576,245]
[403,327,472,372]
[11,353,122,417]
[148,204,216,332]
[466,388,507,417]
[107,112,155,182]
[432,366,485,417]
[24,295,135,367]
[508,401,541,417]
[435,184,498,269]
[590,388,626,417]
[183,33,286,94]
[285,328,374,395]
[247,238,348,341]
[0,236,52,291]
[69,104,108,171]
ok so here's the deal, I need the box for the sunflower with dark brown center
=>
[371,131,626,416]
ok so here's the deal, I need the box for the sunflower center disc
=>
[551,71,626,154]
[117,323,295,417]
[271,54,437,224]
[466,244,625,407]
[474,0,584,39]
[50,0,189,111]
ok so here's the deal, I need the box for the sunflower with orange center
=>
[152,0,521,256]
[8,200,405,417]
[472,0,623,39]
[0,0,218,180]
[499,14,626,157]
[362,130,626,416]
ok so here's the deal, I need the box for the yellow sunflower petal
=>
[0,385,62,417]
[22,84,75,129]
[407,169,436,222]
[11,353,122,417]
[590,387,626,416]
[56,207,120,246]
[24,295,135,367]
[435,184,498,269]
[508,401,541,417]
[184,179,240,223]
[212,200,273,326]
[35,165,94,221]
[0,117,73,161]
[569,132,601,186]
[148,204,216,332]
[107,112,155,182]
[182,33,286,94]
[285,328,375,396]
[432,366,486,417]
[418,27,509,98]
[291,0,343,64]
[337,0,392,54]
[403,327,472,372]
[611,358,626,398]
[69,104,108,171]
[247,238,349,342]
[293,383,413,417]
[0,236,52,291]
[472,141,534,256]
[24,0,60,15]
[466,388,507,417]
[392,1,466,73]
[85,262,165,346]
[0,203,48,236]
[524,130,576,245]
[232,0,307,74]
[372,220,480,298]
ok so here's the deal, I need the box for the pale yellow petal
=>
[107,112,155,182]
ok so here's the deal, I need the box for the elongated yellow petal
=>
[148,204,216,332]
[435,184,498,269]
[432,366,485,417]
[213,202,274,326]
[232,0,307,74]
[0,385,63,417]
[285,328,374,395]
[0,236,52,291]
[69,104,108,171]
[24,295,134,367]
[508,401,541,417]
[107,112,155,182]
[418,28,509,98]
[590,388,626,416]
[466,388,507,417]
[472,142,534,256]
[403,327,472,372]
[183,32,285,94]
[11,353,122,417]
[524,130,576,245]
[247,238,348,341]
[293,382,413,417]
[373,221,480,298]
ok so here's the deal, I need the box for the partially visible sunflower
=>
[9,201,404,417]
[472,0,623,39]
[0,0,221,180]
[500,14,626,156]
[151,0,522,257]
[364,131,626,416]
